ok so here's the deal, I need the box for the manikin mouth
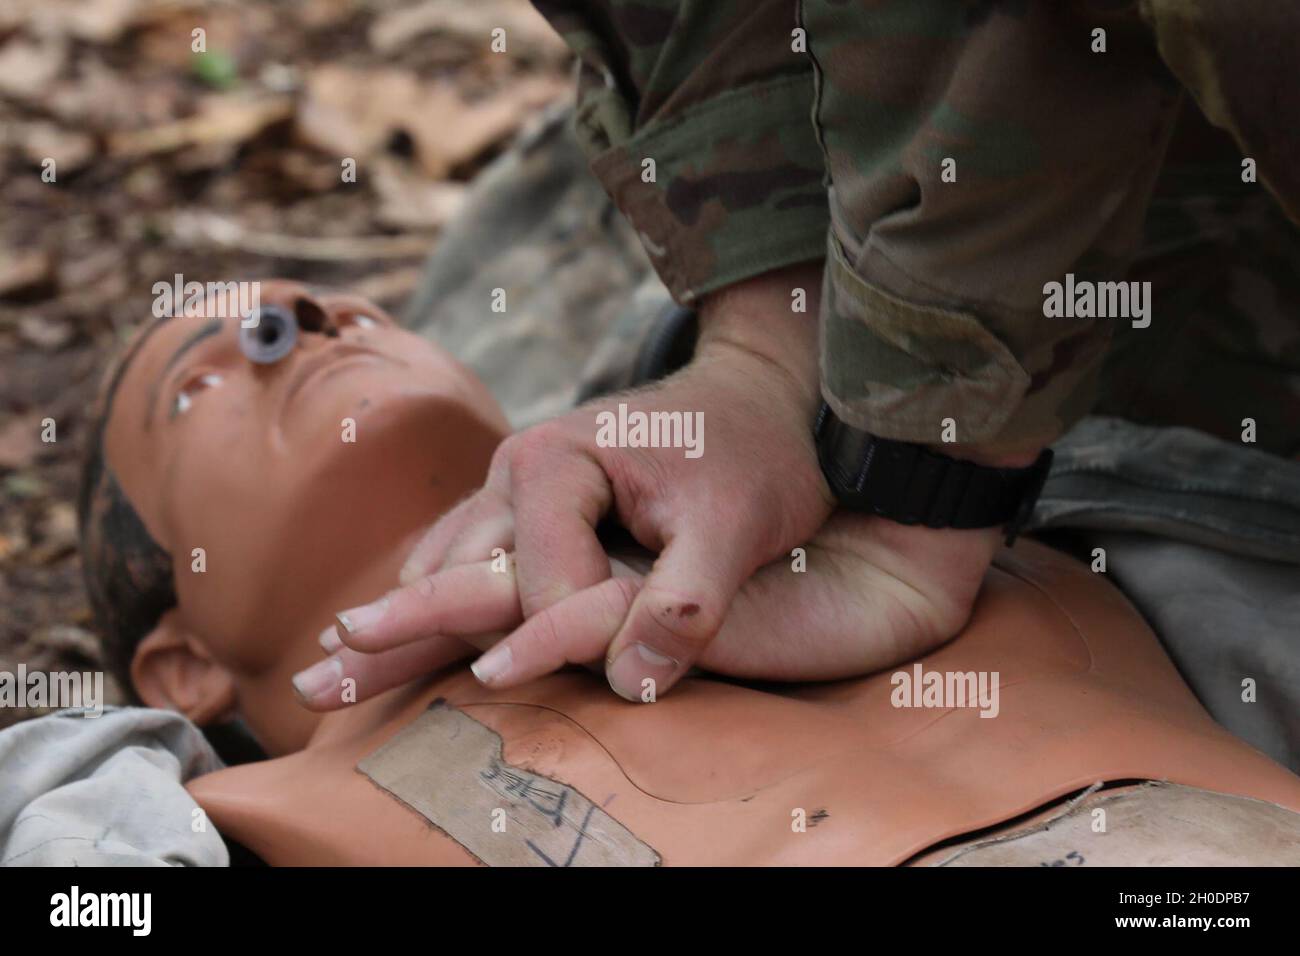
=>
[281,345,389,408]
[269,344,391,452]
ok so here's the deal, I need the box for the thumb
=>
[603,526,757,702]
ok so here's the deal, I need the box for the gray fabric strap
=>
[1032,416,1300,565]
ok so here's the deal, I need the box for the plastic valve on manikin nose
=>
[240,305,298,364]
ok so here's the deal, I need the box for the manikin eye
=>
[240,305,298,363]
[172,374,223,416]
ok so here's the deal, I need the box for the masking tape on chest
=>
[358,699,660,867]
[937,782,1300,867]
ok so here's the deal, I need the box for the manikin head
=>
[79,280,507,754]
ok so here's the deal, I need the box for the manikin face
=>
[103,281,507,699]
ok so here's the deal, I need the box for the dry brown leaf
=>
[294,67,421,163]
[297,0,358,31]
[0,250,55,300]
[296,66,567,179]
[1,0,157,44]
[171,210,437,261]
[372,157,467,230]
[369,0,568,59]
[17,122,97,174]
[172,140,241,174]
[108,94,293,159]
[42,55,170,130]
[0,38,68,102]
[408,76,569,178]
[58,247,125,293]
[276,149,347,193]
[17,315,75,350]
[133,3,257,70]
[62,0,145,43]
[0,415,42,470]
[29,500,79,563]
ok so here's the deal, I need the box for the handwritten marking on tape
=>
[358,700,660,867]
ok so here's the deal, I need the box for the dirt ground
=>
[0,0,570,726]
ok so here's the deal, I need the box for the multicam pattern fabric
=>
[529,0,1300,458]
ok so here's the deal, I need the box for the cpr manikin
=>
[89,281,1300,866]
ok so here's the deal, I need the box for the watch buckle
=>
[1003,448,1054,547]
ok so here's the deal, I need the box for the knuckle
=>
[406,574,439,603]
[503,424,566,474]
[606,454,674,536]
[384,584,436,637]
[599,576,641,623]
[517,579,569,619]
[408,516,450,558]
[434,495,487,545]
[626,449,674,499]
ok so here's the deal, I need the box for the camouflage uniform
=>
[531,0,1300,459]
[407,111,1300,769]
[388,4,1300,768]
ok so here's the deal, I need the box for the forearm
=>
[697,263,1041,469]
[695,260,824,414]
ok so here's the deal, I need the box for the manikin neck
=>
[237,526,457,757]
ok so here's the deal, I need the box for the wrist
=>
[695,261,823,411]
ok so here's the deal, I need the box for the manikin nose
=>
[239,296,337,364]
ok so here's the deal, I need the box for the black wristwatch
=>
[813,403,1053,545]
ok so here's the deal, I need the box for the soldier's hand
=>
[325,263,832,701]
[293,511,998,709]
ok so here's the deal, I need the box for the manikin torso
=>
[187,540,1300,866]
[95,284,1300,864]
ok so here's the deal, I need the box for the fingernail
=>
[470,645,513,686]
[336,597,389,637]
[318,624,343,653]
[607,643,679,702]
[292,656,344,703]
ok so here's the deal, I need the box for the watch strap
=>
[814,403,1053,544]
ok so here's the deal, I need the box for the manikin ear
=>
[131,609,237,725]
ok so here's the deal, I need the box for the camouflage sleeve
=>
[1140,0,1300,223]
[531,0,829,303]
[804,1,1185,458]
